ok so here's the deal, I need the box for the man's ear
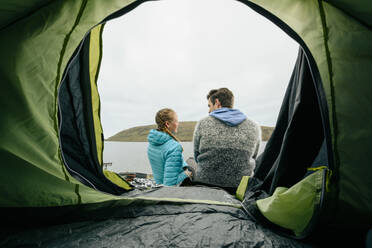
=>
[215,98,222,108]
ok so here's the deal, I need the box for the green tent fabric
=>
[256,169,324,236]
[0,0,371,241]
[240,0,372,234]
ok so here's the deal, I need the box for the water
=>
[103,141,267,174]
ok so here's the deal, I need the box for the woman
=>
[147,108,192,186]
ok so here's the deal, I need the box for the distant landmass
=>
[106,121,275,142]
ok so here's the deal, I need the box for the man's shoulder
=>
[240,118,261,138]
[199,115,214,122]
[241,117,259,128]
[196,116,215,126]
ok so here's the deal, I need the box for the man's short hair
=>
[207,88,234,108]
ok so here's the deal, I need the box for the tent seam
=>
[54,0,88,182]
[97,24,105,162]
[75,184,82,204]
[318,0,340,207]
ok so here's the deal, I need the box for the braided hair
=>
[155,108,182,144]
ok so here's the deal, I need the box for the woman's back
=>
[147,129,187,186]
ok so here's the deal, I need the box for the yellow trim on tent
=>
[103,170,132,190]
[131,196,242,209]
[236,176,250,201]
[307,166,332,192]
[89,24,104,165]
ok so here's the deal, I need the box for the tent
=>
[0,0,371,246]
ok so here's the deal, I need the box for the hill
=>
[106,121,274,142]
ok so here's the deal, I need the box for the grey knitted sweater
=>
[193,112,261,188]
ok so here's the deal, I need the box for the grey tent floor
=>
[1,186,313,248]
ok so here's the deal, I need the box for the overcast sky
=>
[98,0,299,138]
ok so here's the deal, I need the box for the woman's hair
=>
[155,108,181,143]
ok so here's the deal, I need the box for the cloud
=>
[98,0,298,137]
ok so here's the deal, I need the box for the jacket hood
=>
[147,129,172,145]
[210,108,247,126]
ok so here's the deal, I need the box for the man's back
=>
[193,114,261,188]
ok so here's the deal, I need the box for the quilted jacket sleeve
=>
[163,145,187,186]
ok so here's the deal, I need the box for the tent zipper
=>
[57,38,98,192]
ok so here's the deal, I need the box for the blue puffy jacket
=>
[147,129,188,186]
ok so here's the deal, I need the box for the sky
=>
[98,0,299,138]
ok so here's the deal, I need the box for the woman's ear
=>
[165,121,170,128]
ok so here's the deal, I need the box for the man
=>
[191,87,261,190]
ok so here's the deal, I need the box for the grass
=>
[106,121,274,142]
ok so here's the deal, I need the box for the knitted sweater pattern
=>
[193,116,261,188]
